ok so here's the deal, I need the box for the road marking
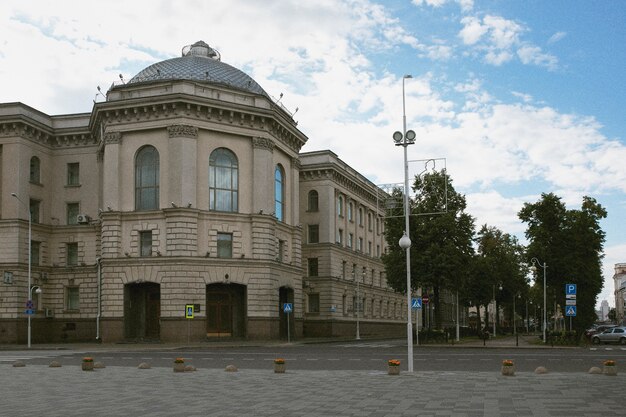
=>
[243,358,255,361]
[202,358,214,360]
[328,358,340,361]
[122,357,133,360]
[306,358,319,361]
[459,359,470,361]
[525,358,538,361]
[480,359,492,361]
[349,358,361,361]
[435,359,447,361]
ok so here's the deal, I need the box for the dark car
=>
[591,327,626,345]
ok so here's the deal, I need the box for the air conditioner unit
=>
[76,214,90,224]
[45,308,54,318]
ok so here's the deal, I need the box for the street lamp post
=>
[394,74,416,373]
[492,283,501,337]
[11,192,33,348]
[531,258,548,344]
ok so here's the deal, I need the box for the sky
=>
[1,0,624,309]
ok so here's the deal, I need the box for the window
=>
[217,233,233,258]
[31,241,41,266]
[140,231,152,257]
[357,237,363,252]
[67,242,78,266]
[67,203,79,225]
[358,207,363,226]
[135,146,160,211]
[376,218,380,235]
[376,244,380,257]
[308,224,319,244]
[348,233,353,249]
[337,196,343,217]
[352,263,357,280]
[209,148,238,212]
[67,163,80,186]
[274,165,285,221]
[368,241,372,255]
[342,294,347,315]
[337,229,343,245]
[348,202,353,222]
[308,294,320,313]
[368,213,372,231]
[29,199,40,224]
[278,239,285,262]
[66,287,79,310]
[30,156,40,183]
[342,261,347,279]
[308,258,319,277]
[308,190,319,212]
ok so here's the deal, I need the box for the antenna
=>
[94,86,106,103]
[119,74,125,84]
[277,93,283,103]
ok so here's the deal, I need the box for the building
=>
[600,300,609,322]
[0,41,405,344]
[613,263,626,323]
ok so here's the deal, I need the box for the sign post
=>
[412,297,422,346]
[185,304,194,344]
[565,284,576,330]
[283,303,293,343]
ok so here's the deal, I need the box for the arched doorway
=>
[124,282,160,341]
[206,283,246,338]
[279,286,294,340]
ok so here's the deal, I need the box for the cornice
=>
[0,120,96,148]
[167,124,198,138]
[252,136,275,152]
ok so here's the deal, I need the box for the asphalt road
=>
[2,340,624,373]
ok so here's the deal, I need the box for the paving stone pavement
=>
[1,364,623,416]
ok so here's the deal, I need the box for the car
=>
[591,326,626,345]
[585,324,616,339]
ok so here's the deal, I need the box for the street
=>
[2,339,624,373]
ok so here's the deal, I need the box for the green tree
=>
[471,225,528,333]
[383,170,475,329]
[519,193,606,333]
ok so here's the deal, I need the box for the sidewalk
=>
[2,364,623,416]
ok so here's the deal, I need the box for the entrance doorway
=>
[124,282,160,341]
[279,286,294,340]
[206,283,246,338]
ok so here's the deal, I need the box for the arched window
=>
[30,156,40,183]
[135,146,159,211]
[209,148,238,212]
[308,190,319,212]
[274,165,285,221]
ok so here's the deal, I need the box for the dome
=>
[127,41,269,97]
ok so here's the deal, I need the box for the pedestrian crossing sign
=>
[565,306,576,317]
[185,304,194,319]
[283,303,293,313]
[411,298,422,309]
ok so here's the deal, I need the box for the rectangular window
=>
[357,237,363,252]
[140,231,152,257]
[308,294,320,313]
[67,203,80,225]
[31,241,41,266]
[66,286,80,310]
[337,229,343,245]
[368,241,372,255]
[376,244,381,257]
[67,163,80,186]
[358,208,363,226]
[348,233,353,248]
[67,242,78,266]
[308,258,318,277]
[368,213,373,231]
[342,261,347,279]
[217,233,233,258]
[29,199,40,224]
[278,239,285,262]
[308,224,319,244]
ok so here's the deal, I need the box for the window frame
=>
[308,190,319,212]
[308,293,320,313]
[308,257,319,277]
[66,242,78,266]
[308,224,319,244]
[274,165,285,222]
[30,156,41,184]
[135,145,160,211]
[67,162,80,186]
[66,286,80,311]
[66,202,80,225]
[209,148,239,213]
[140,231,153,257]
[216,232,233,258]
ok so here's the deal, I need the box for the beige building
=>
[0,41,405,344]
[613,263,626,322]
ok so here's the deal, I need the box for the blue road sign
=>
[283,303,293,313]
[565,284,577,295]
[411,298,422,309]
[24,309,35,315]
[185,304,194,319]
[565,306,577,317]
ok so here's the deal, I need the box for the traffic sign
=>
[422,295,429,305]
[565,299,576,306]
[185,304,194,319]
[283,303,293,313]
[565,306,577,317]
[24,309,35,315]
[566,294,576,299]
[26,300,34,309]
[565,284,577,295]
[411,298,422,309]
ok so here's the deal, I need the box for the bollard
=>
[516,333,519,347]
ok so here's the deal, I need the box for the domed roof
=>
[127,41,269,97]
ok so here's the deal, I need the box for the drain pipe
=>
[96,257,102,342]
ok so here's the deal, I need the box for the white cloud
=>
[412,0,474,11]
[459,16,488,45]
[517,45,558,71]
[548,31,567,44]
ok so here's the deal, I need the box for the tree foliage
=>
[519,193,606,332]
[382,170,475,329]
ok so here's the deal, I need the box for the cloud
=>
[517,45,558,71]
[548,31,567,44]
[412,0,474,11]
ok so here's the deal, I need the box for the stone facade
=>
[0,41,406,344]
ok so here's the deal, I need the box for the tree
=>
[383,170,475,329]
[470,225,528,332]
[519,193,606,333]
